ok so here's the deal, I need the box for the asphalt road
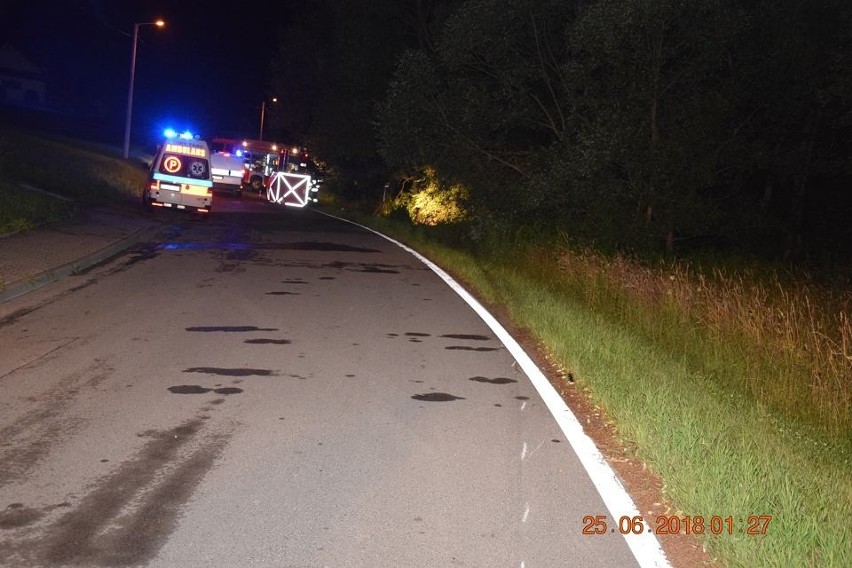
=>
[0,195,656,567]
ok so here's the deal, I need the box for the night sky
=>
[1,0,294,145]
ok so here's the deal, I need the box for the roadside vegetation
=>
[0,128,146,234]
[326,194,852,568]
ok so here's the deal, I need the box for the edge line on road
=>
[321,211,672,568]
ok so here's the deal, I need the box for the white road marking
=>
[324,213,673,568]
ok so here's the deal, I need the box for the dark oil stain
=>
[100,459,109,463]
[515,396,530,400]
[345,374,356,378]
[412,393,465,402]
[186,326,277,332]
[552,439,561,443]
[266,291,300,295]
[287,242,380,252]
[183,367,275,377]
[215,262,246,273]
[494,404,503,407]
[445,346,499,352]
[213,387,243,395]
[168,385,210,394]
[441,334,491,341]
[405,332,430,337]
[0,503,43,529]
[319,276,336,280]
[209,399,226,405]
[123,243,160,267]
[387,333,399,337]
[409,339,422,343]
[353,265,399,274]
[244,338,292,345]
[281,279,309,284]
[225,249,256,261]
[469,376,517,385]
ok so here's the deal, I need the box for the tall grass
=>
[337,208,852,567]
[552,246,851,436]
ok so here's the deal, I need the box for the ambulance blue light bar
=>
[163,128,195,140]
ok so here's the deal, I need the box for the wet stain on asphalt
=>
[412,393,465,402]
[183,367,276,377]
[0,503,43,529]
[266,291,300,295]
[281,279,309,284]
[441,334,491,341]
[469,376,517,385]
[31,419,231,567]
[211,387,243,395]
[445,346,499,352]
[167,385,244,395]
[405,332,430,337]
[185,326,277,332]
[353,265,399,274]
[319,276,336,280]
[244,338,292,345]
[123,244,160,266]
[284,242,380,252]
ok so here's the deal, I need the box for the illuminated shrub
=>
[393,167,470,226]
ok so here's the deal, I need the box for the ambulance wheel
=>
[250,177,263,193]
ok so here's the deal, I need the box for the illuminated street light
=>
[259,97,278,141]
[123,19,165,159]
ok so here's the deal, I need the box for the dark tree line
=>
[270,0,852,262]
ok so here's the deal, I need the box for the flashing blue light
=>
[163,128,195,140]
[235,149,244,158]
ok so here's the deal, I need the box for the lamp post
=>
[123,19,165,159]
[258,97,278,141]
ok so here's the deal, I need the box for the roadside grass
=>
[0,128,147,228]
[331,208,852,568]
[0,179,75,234]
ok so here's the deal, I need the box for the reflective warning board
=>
[266,172,311,207]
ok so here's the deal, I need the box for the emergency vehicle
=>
[208,141,245,197]
[208,137,320,207]
[210,137,286,193]
[144,133,213,215]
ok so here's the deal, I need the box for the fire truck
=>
[209,137,320,207]
[208,138,286,193]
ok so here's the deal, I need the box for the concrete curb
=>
[0,222,161,304]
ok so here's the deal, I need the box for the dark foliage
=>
[271,0,852,266]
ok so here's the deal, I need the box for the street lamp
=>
[258,97,278,141]
[123,19,165,159]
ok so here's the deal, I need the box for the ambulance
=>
[144,133,213,215]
